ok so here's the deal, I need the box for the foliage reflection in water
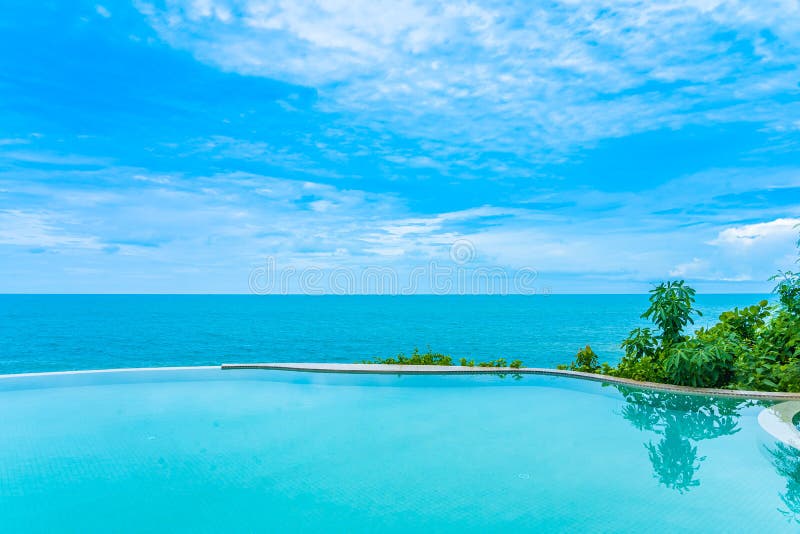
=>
[766,442,800,523]
[610,383,800,525]
[613,386,755,493]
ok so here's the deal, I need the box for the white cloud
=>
[0,150,110,166]
[650,217,800,283]
[95,4,111,18]
[668,257,750,281]
[0,138,30,146]
[2,156,799,292]
[0,210,104,249]
[174,136,343,178]
[670,258,709,278]
[709,217,800,249]
[137,0,800,155]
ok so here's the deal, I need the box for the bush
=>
[663,333,737,388]
[620,327,658,361]
[777,361,800,393]
[718,300,770,341]
[557,345,599,373]
[757,310,800,365]
[478,358,507,368]
[611,327,665,381]
[364,349,524,369]
[772,269,800,316]
[611,354,665,383]
[363,347,453,366]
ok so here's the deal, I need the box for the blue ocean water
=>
[0,294,770,374]
[0,368,796,532]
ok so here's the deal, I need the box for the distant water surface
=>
[0,294,771,374]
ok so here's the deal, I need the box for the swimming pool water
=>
[0,368,797,532]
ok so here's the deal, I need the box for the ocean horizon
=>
[0,293,771,375]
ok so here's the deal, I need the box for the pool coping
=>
[0,366,219,379]
[2,363,799,401]
[221,362,800,401]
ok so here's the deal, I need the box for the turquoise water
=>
[0,368,797,532]
[0,294,769,374]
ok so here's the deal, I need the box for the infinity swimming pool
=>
[1,368,798,532]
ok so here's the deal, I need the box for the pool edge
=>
[0,366,219,379]
[2,363,798,401]
[222,363,800,401]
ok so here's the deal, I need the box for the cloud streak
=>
[2,155,798,292]
[139,0,800,156]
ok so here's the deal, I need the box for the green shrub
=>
[364,349,524,369]
[557,345,599,373]
[733,342,776,391]
[610,327,664,381]
[772,269,800,316]
[733,309,800,391]
[610,354,666,382]
[777,361,800,393]
[621,327,658,361]
[478,358,507,368]
[363,347,453,366]
[663,334,737,388]
[757,310,800,365]
[461,358,521,368]
[718,300,770,341]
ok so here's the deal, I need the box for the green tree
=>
[642,280,702,347]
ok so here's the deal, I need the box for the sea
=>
[0,294,771,375]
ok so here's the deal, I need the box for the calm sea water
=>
[0,294,770,375]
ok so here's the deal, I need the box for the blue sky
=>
[1,0,799,293]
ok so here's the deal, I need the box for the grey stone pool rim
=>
[2,364,800,401]
[222,363,800,401]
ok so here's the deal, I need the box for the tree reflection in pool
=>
[614,386,755,493]
[766,442,800,523]
[614,384,800,524]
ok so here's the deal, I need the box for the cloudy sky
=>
[1,0,799,293]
